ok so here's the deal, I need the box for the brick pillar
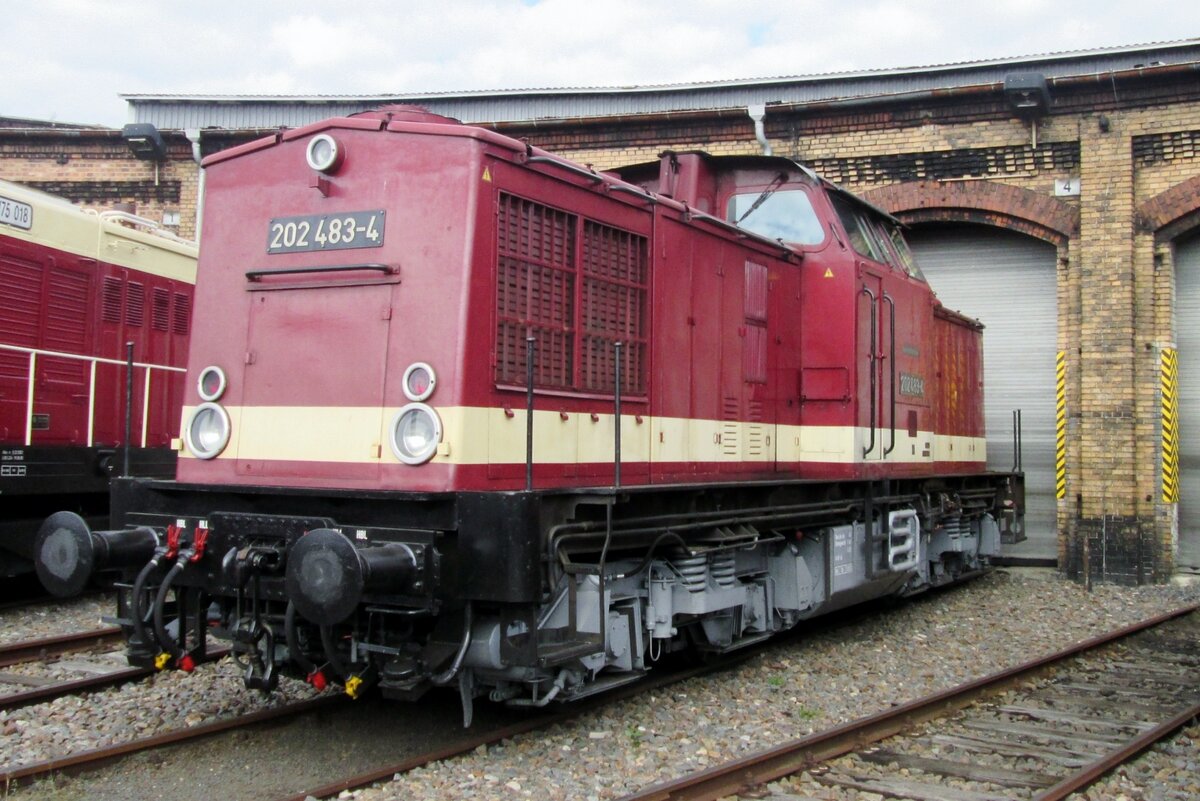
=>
[1064,114,1162,584]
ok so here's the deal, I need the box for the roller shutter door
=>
[907,224,1057,559]
[1174,231,1200,571]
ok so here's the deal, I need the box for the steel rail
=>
[1031,697,1200,800]
[616,603,1200,801]
[0,691,341,788]
[0,666,149,713]
[0,627,122,668]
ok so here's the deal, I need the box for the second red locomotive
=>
[35,107,1022,723]
[0,181,196,578]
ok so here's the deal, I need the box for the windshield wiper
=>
[736,172,788,225]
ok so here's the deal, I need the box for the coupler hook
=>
[231,575,279,692]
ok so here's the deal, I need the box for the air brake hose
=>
[431,602,474,686]
[131,554,166,651]
[152,558,189,661]
[319,623,353,681]
[284,601,319,675]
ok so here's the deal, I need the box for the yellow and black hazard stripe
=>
[1162,348,1180,503]
[1055,351,1067,500]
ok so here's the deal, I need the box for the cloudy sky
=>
[2,0,1196,128]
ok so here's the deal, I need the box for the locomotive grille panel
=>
[495,194,649,395]
[101,276,122,323]
[152,287,170,332]
[43,267,89,385]
[0,255,39,378]
[496,193,576,389]
[581,221,647,394]
[172,292,190,335]
[125,281,144,327]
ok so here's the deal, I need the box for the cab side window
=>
[885,224,927,282]
[831,195,889,264]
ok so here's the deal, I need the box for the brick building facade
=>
[3,43,1199,583]
[500,64,1200,584]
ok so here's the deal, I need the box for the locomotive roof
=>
[612,151,903,227]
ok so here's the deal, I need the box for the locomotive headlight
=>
[402,362,436,402]
[388,403,441,465]
[197,366,226,402]
[185,402,231,460]
[306,134,344,174]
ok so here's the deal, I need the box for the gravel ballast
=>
[0,569,1196,800]
[0,593,113,646]
[346,569,1199,801]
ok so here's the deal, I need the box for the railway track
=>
[614,603,1200,801]
[270,648,769,801]
[0,643,749,799]
[0,589,889,799]
[0,627,122,668]
[6,595,1194,801]
[0,628,137,714]
[0,692,341,791]
[0,628,235,716]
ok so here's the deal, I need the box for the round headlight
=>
[402,362,436,402]
[306,134,344,173]
[185,402,231,460]
[388,403,441,465]
[197,366,226,402]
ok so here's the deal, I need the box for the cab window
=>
[727,188,825,246]
[831,195,889,263]
[885,224,926,282]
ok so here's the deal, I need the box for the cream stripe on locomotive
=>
[179,405,987,466]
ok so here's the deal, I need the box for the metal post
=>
[1012,410,1018,473]
[123,342,134,477]
[1017,409,1023,473]
[613,341,622,488]
[525,337,535,492]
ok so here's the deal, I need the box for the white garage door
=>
[907,224,1058,560]
[1174,231,1200,571]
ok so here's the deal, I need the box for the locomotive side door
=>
[858,270,889,462]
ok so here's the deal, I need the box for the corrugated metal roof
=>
[124,39,1200,131]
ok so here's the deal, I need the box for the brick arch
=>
[860,181,1079,247]
[1136,175,1200,242]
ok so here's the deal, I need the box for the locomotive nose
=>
[285,528,418,626]
[34,511,159,597]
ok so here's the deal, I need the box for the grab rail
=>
[882,292,896,457]
[861,285,877,458]
[0,343,184,448]
[245,263,396,281]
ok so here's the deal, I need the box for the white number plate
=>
[0,195,33,230]
[268,210,385,254]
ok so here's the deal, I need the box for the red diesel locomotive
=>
[0,180,196,577]
[34,108,1022,723]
